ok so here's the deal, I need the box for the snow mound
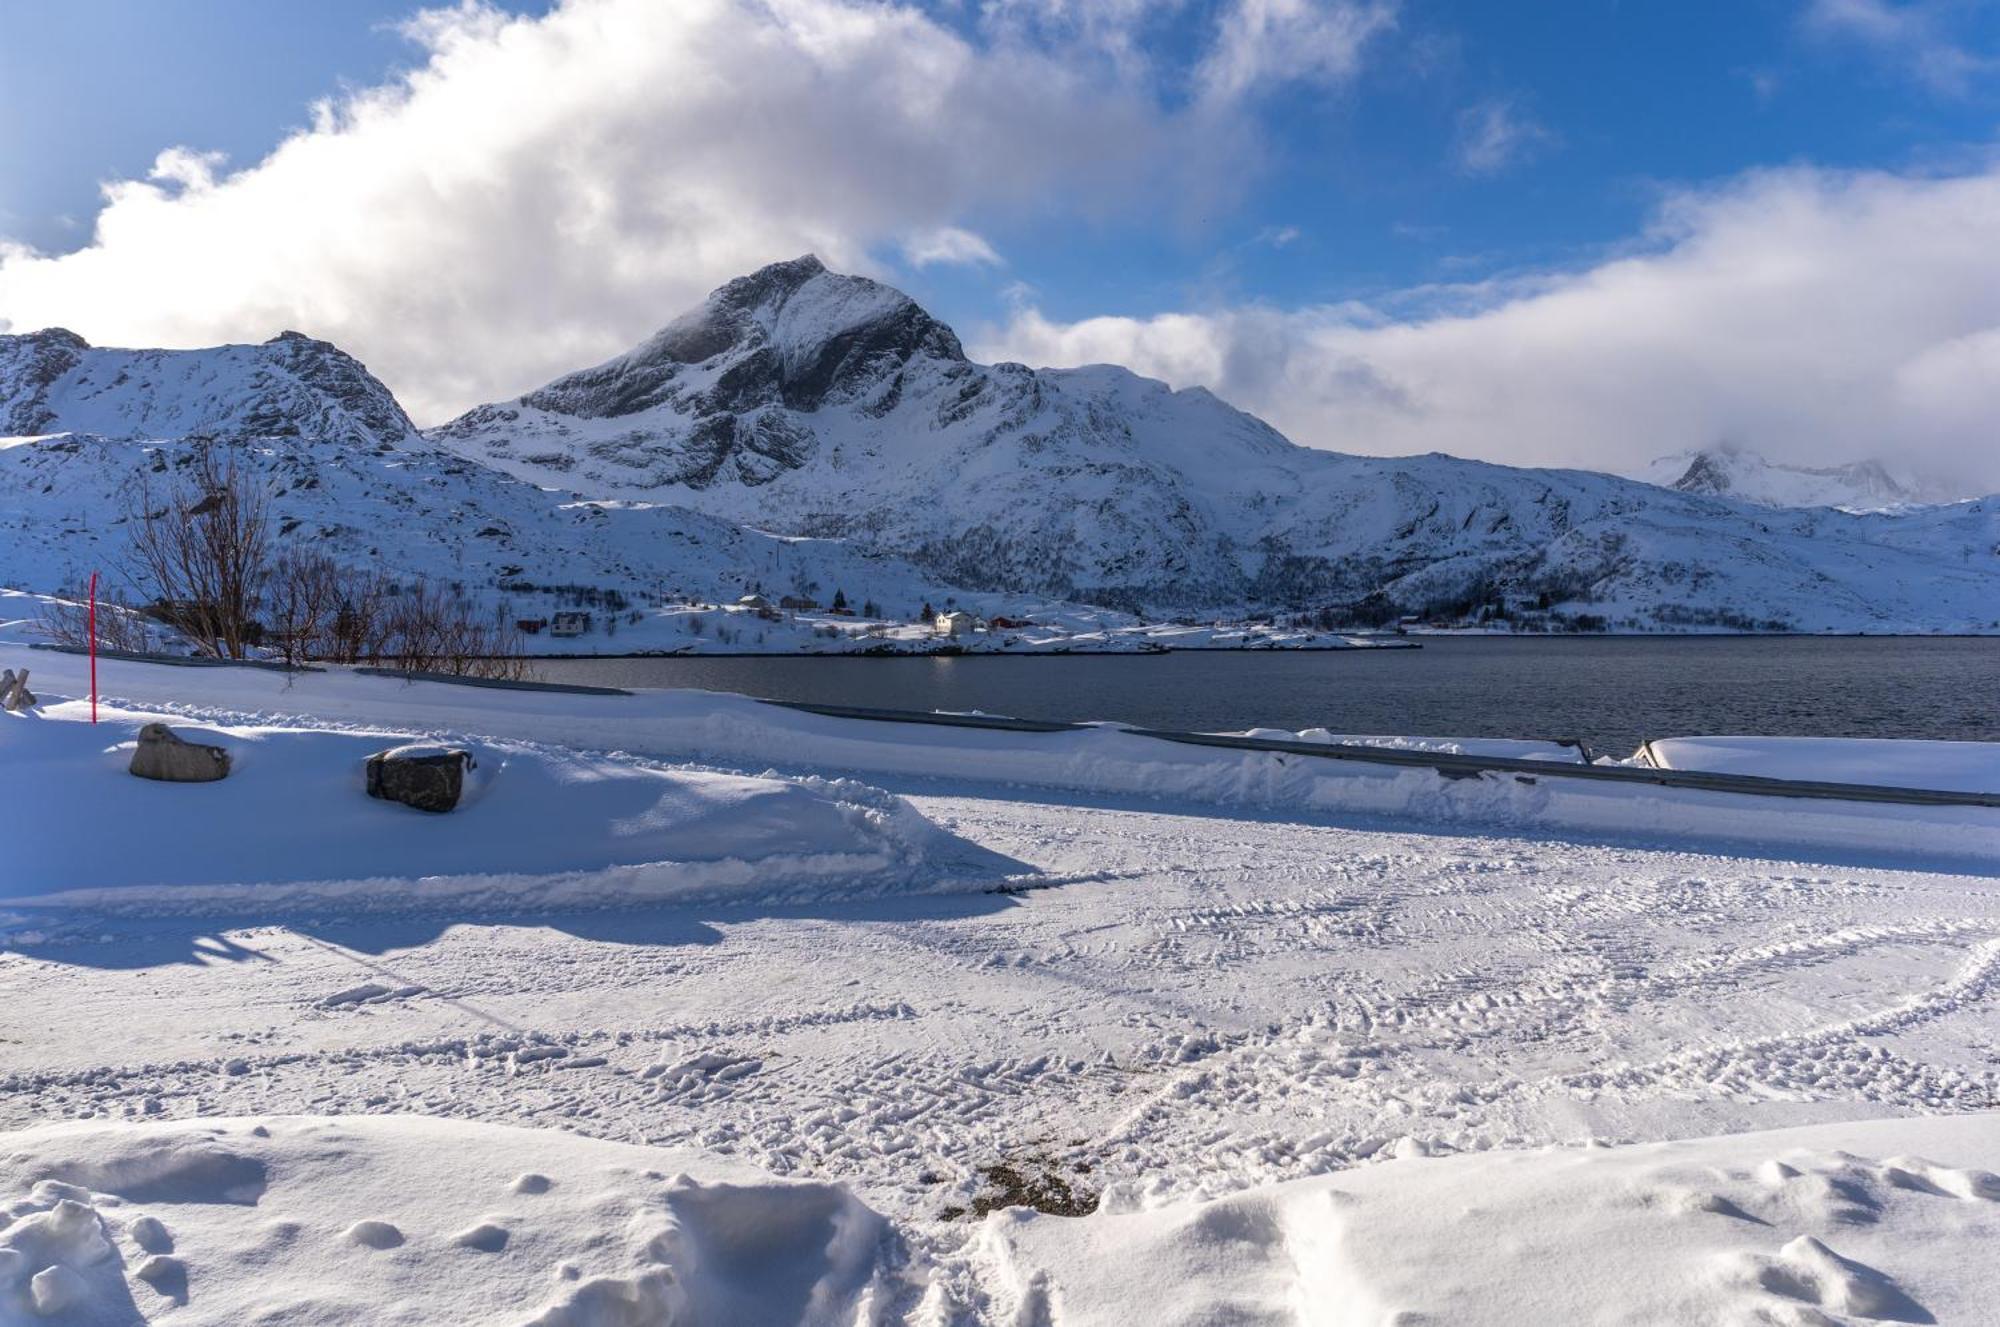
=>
[0,703,999,911]
[981,1116,2000,1326]
[1644,735,2000,795]
[0,1115,895,1326]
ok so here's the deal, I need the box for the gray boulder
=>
[130,723,232,782]
[365,744,476,813]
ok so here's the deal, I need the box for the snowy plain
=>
[3,642,2000,1323]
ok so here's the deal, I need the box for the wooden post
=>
[89,570,98,724]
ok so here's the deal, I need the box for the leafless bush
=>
[103,439,524,678]
[265,548,348,668]
[120,442,271,658]
[35,590,160,654]
[266,556,526,678]
[377,577,520,678]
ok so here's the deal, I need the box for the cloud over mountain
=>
[0,0,1271,423]
[985,162,2000,487]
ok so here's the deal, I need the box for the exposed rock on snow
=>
[363,744,475,814]
[128,723,233,783]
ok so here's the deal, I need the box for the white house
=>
[935,610,977,638]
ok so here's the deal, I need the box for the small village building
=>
[550,611,593,638]
[935,610,976,638]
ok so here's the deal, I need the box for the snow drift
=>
[0,1115,895,1326]
[0,700,1008,911]
[4,1113,1998,1325]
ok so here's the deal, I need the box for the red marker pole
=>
[88,570,98,724]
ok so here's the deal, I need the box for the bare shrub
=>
[121,442,270,659]
[35,590,160,654]
[265,548,348,669]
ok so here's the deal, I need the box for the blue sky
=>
[3,1,1998,480]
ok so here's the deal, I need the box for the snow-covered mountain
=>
[6,264,2000,635]
[0,327,418,452]
[431,256,2000,632]
[0,330,969,624]
[1641,443,1967,512]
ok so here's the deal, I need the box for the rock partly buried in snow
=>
[365,744,476,813]
[128,723,231,783]
[0,667,35,711]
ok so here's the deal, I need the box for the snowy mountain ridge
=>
[431,257,2000,631]
[1642,442,1968,513]
[5,258,2000,634]
[0,326,417,452]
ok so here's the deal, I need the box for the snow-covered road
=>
[8,784,1996,1229]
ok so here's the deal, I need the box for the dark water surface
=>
[529,636,2000,754]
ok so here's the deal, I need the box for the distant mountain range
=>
[1642,442,1970,513]
[4,256,1998,633]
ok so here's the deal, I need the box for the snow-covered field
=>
[4,644,1998,1323]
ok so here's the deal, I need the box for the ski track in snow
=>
[5,786,1998,1244]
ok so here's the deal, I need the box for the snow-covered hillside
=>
[434,257,2000,631]
[1642,441,1969,512]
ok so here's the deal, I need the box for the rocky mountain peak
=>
[518,256,967,420]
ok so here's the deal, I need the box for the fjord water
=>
[529,635,2000,755]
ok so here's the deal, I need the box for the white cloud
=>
[980,163,2000,486]
[1196,0,1397,105]
[902,225,1004,268]
[1452,99,1552,176]
[1801,0,1996,94]
[0,0,1229,421]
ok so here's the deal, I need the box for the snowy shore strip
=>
[5,640,1996,870]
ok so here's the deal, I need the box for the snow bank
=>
[1645,735,2000,795]
[0,1115,895,1326]
[4,1114,1997,1324]
[0,702,996,911]
[983,1116,2000,1326]
[1263,728,1589,761]
[6,641,1997,870]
